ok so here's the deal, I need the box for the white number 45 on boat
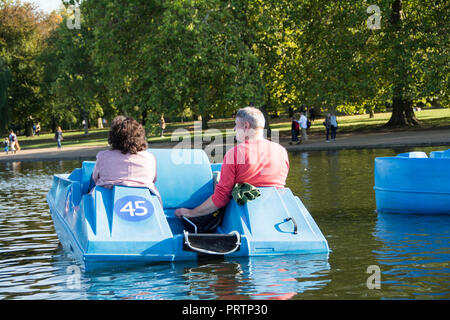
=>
[114,196,155,222]
[120,201,148,216]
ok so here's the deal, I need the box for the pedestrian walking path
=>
[1,128,449,162]
[283,127,450,152]
[0,145,109,162]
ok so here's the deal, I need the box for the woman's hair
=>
[110,115,126,128]
[108,116,148,154]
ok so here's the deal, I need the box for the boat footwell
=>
[183,231,241,255]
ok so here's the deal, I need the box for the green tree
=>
[36,0,448,134]
[238,0,308,130]
[83,0,264,129]
[382,0,449,126]
[82,0,164,127]
[40,5,111,134]
[0,0,58,135]
[286,0,448,125]
[159,0,263,128]
[0,57,10,133]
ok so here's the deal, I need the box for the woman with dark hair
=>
[92,116,161,201]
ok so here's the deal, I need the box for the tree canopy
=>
[0,0,448,134]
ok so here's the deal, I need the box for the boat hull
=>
[47,149,329,271]
[374,150,450,215]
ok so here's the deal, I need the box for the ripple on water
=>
[1,152,450,300]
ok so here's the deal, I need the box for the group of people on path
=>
[3,130,20,155]
[323,113,338,142]
[3,122,63,155]
[289,110,338,144]
[92,107,290,233]
[289,112,310,145]
[3,124,64,155]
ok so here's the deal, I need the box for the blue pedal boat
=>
[374,149,450,215]
[46,149,329,271]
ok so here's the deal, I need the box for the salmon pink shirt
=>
[211,139,290,208]
[92,149,160,199]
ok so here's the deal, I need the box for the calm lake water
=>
[0,147,449,300]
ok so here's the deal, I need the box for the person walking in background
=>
[35,122,41,136]
[8,130,18,154]
[324,113,331,142]
[159,115,166,137]
[55,126,63,149]
[3,137,9,154]
[289,116,300,145]
[330,113,338,141]
[298,112,308,143]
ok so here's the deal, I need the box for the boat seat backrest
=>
[148,149,214,209]
[81,161,96,194]
[397,151,428,158]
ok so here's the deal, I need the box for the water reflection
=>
[299,153,309,185]
[183,255,330,300]
[0,160,83,299]
[82,254,330,300]
[374,213,450,299]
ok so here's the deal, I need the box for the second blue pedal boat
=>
[374,149,450,215]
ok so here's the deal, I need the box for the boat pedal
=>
[183,230,241,255]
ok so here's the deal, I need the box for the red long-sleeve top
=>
[211,139,290,208]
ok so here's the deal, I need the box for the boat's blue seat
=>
[78,150,214,208]
[81,161,96,194]
[148,149,214,210]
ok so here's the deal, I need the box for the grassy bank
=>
[272,108,450,135]
[13,108,450,150]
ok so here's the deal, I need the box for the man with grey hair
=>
[236,106,266,129]
[175,106,290,231]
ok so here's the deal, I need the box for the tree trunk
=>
[97,117,103,129]
[51,115,57,133]
[82,111,89,135]
[201,114,209,130]
[288,106,294,118]
[385,0,419,127]
[386,96,419,127]
[25,124,32,136]
[260,103,271,139]
[141,109,147,127]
